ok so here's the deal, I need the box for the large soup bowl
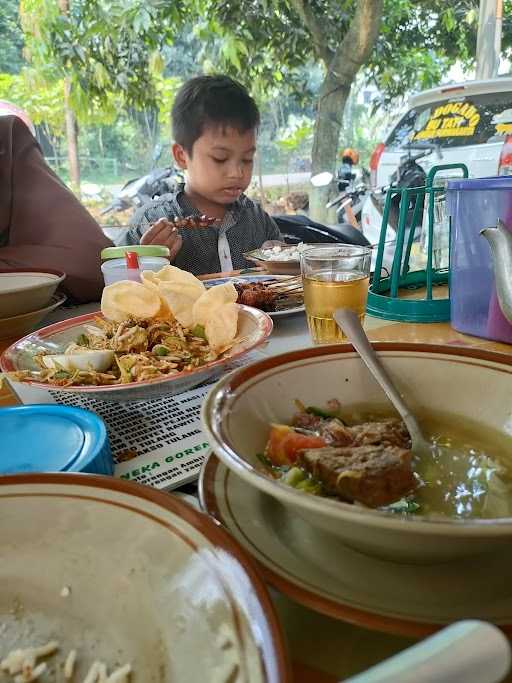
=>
[202,343,512,564]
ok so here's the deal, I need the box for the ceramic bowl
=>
[0,293,67,341]
[0,269,66,318]
[0,473,290,682]
[1,305,273,401]
[243,249,301,275]
[202,343,512,564]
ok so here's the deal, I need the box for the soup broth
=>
[262,404,512,520]
[408,412,512,519]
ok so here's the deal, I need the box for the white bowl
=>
[0,269,66,318]
[1,305,273,401]
[0,293,66,341]
[202,343,512,564]
[0,473,290,682]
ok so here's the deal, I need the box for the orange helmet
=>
[341,147,359,164]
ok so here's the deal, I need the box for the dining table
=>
[2,272,512,683]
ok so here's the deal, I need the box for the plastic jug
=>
[447,176,512,343]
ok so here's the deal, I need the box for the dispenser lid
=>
[101,245,170,260]
[0,405,111,474]
[447,176,512,191]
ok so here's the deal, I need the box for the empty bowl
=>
[0,269,66,318]
[0,293,66,341]
[0,474,290,681]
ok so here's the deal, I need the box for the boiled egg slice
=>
[41,350,115,373]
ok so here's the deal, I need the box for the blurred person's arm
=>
[0,116,112,303]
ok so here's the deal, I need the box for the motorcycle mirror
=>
[310,172,333,187]
[152,143,162,162]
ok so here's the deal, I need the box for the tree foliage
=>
[0,0,24,74]
[19,0,179,112]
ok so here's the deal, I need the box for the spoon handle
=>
[333,308,422,440]
[343,620,511,683]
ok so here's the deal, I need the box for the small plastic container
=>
[447,176,512,343]
[101,245,170,286]
[0,404,114,475]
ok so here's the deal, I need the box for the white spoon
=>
[333,308,431,458]
[344,620,511,683]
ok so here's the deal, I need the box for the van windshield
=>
[386,91,512,149]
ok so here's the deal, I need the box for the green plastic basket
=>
[367,163,468,322]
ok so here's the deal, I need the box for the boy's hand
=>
[140,218,183,261]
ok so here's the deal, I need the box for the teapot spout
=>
[481,220,512,322]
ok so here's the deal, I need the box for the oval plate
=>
[200,452,512,639]
[0,304,273,401]
[204,275,304,319]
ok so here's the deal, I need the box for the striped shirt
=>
[125,185,281,275]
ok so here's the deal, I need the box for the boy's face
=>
[173,125,256,205]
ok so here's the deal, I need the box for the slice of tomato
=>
[265,424,326,466]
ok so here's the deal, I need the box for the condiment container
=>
[101,245,170,286]
[0,405,114,475]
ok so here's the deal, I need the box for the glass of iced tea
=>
[301,245,372,344]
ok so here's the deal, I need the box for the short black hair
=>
[171,75,260,154]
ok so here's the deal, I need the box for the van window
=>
[386,91,512,149]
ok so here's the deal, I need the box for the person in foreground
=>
[0,115,112,303]
[126,75,282,275]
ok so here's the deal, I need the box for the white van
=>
[361,77,512,241]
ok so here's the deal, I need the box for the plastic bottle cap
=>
[101,245,170,260]
[0,405,114,475]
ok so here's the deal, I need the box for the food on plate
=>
[259,243,309,262]
[233,280,303,312]
[234,282,279,311]
[141,265,205,327]
[9,266,242,387]
[259,399,512,518]
[41,350,115,373]
[0,640,131,682]
[101,280,162,322]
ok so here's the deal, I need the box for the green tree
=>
[0,0,24,74]
[19,0,179,188]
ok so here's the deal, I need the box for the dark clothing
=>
[0,116,112,302]
[126,185,281,275]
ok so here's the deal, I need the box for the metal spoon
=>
[333,308,431,457]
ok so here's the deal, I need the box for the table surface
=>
[2,283,512,683]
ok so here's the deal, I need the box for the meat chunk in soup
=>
[299,444,417,507]
[292,411,410,449]
[349,418,411,449]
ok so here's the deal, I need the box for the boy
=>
[125,75,282,275]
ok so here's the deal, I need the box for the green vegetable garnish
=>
[283,467,307,487]
[386,498,420,514]
[256,452,273,468]
[76,333,89,347]
[190,324,207,340]
[296,479,323,495]
[153,345,170,356]
[53,370,70,380]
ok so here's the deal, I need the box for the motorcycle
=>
[308,168,368,228]
[101,144,184,217]
[365,142,442,239]
[271,170,371,249]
